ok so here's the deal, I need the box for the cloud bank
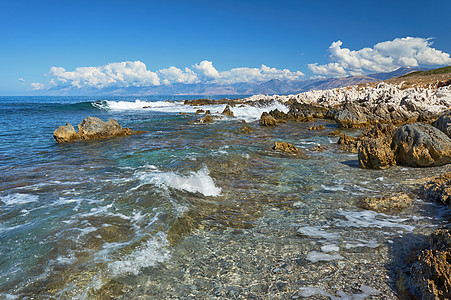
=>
[43,60,304,90]
[309,37,451,76]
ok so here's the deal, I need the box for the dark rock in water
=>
[420,172,451,208]
[77,117,132,140]
[53,123,79,143]
[222,105,234,117]
[288,103,328,119]
[196,109,205,114]
[272,141,306,157]
[337,133,358,153]
[358,192,411,212]
[329,129,343,136]
[198,115,214,124]
[411,228,451,300]
[309,125,325,131]
[432,110,451,138]
[358,138,396,169]
[260,112,279,126]
[392,123,451,167]
[53,117,138,143]
[334,103,369,128]
[357,123,396,169]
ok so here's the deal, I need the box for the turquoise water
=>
[0,96,450,298]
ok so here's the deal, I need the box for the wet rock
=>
[198,115,214,124]
[53,123,79,143]
[222,105,234,117]
[411,228,451,300]
[337,134,358,153]
[272,141,306,157]
[358,192,412,212]
[196,109,205,114]
[77,116,132,140]
[420,172,451,208]
[259,112,279,126]
[313,145,327,151]
[309,125,326,131]
[329,129,343,136]
[239,126,254,134]
[358,138,396,169]
[53,117,137,143]
[392,123,451,167]
[432,110,451,138]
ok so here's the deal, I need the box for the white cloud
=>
[158,66,199,85]
[48,61,160,89]
[309,37,451,76]
[37,60,304,90]
[31,82,45,90]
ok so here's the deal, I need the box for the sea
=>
[0,95,450,299]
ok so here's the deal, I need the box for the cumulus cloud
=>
[49,61,160,89]
[31,82,45,90]
[37,60,304,90]
[309,37,451,76]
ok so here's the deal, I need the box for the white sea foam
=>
[93,99,184,112]
[136,166,222,197]
[230,102,289,122]
[108,232,170,277]
[321,244,340,252]
[306,251,343,263]
[336,210,415,231]
[345,239,380,249]
[0,193,39,206]
[297,226,340,240]
[298,285,381,299]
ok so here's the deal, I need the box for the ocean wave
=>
[134,166,222,197]
[0,193,39,206]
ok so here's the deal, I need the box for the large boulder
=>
[420,172,451,208]
[432,110,451,138]
[358,138,396,169]
[411,228,451,300]
[53,116,137,143]
[222,105,234,117]
[259,112,279,126]
[77,116,132,140]
[53,123,79,143]
[392,123,451,167]
[333,103,369,128]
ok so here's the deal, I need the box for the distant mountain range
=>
[40,67,428,96]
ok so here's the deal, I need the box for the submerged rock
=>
[309,125,326,131]
[222,105,234,117]
[272,141,306,157]
[239,126,254,134]
[411,228,451,300]
[392,123,451,167]
[420,172,451,208]
[358,192,411,212]
[260,112,279,126]
[53,117,138,143]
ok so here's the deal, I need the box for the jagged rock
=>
[411,228,451,300]
[358,138,396,169]
[288,103,328,119]
[392,123,451,167]
[432,110,451,138]
[53,117,137,143]
[358,192,411,212]
[222,105,234,117]
[77,117,132,140]
[53,123,79,143]
[337,134,358,153]
[309,125,326,131]
[313,145,327,151]
[196,109,205,114]
[420,172,451,208]
[259,112,279,126]
[272,141,304,156]
[334,103,369,128]
[205,110,211,115]
[437,79,451,88]
[360,123,395,140]
[329,129,343,136]
[198,115,214,124]
[239,126,254,134]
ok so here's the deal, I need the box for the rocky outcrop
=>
[260,112,279,126]
[411,228,451,300]
[432,110,451,138]
[239,126,254,134]
[337,133,358,153]
[53,123,79,143]
[392,123,451,167]
[309,125,325,131]
[222,105,234,117]
[53,116,139,143]
[272,142,307,157]
[420,172,451,208]
[357,123,396,169]
[358,192,411,212]
[333,103,369,128]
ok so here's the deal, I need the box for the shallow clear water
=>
[0,96,450,299]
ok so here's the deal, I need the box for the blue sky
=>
[1,0,450,95]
